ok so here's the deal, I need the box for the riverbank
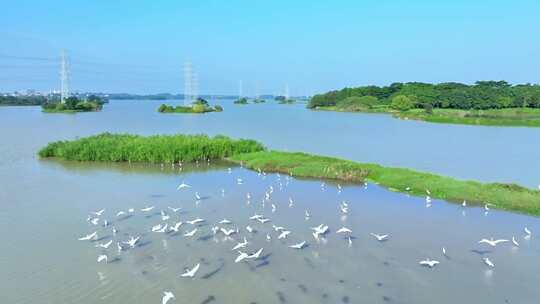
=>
[314,106,540,127]
[38,133,540,216]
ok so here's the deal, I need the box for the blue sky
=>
[1,0,539,95]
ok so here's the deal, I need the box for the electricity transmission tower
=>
[183,61,198,105]
[60,50,70,103]
[238,80,243,99]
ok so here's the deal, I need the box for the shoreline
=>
[313,106,540,127]
[38,133,540,217]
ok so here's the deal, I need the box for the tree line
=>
[307,81,540,111]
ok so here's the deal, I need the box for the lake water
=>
[0,100,539,304]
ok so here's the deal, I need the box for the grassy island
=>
[158,98,222,114]
[253,98,266,103]
[39,133,540,216]
[234,98,249,105]
[309,81,540,127]
[42,96,105,113]
[38,133,264,162]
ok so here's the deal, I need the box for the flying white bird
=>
[272,225,285,232]
[289,198,294,208]
[93,209,105,216]
[156,224,168,233]
[340,205,348,214]
[311,224,329,236]
[96,240,113,249]
[235,251,249,263]
[271,204,276,213]
[370,233,389,241]
[512,236,519,247]
[266,234,271,241]
[152,224,164,232]
[97,254,108,263]
[162,291,175,304]
[247,248,263,259]
[257,217,270,224]
[184,228,198,237]
[141,206,155,212]
[478,238,509,247]
[170,222,183,232]
[246,226,254,233]
[128,208,135,213]
[220,228,236,236]
[195,192,201,200]
[524,227,532,235]
[168,206,181,213]
[78,231,98,241]
[237,178,243,185]
[177,182,191,190]
[249,214,263,220]
[112,226,117,235]
[116,211,126,217]
[219,219,232,224]
[180,263,200,278]
[462,200,467,207]
[232,238,248,251]
[336,227,352,234]
[419,258,439,268]
[289,241,306,249]
[116,242,123,254]
[305,210,310,218]
[348,236,352,246]
[483,257,495,268]
[278,230,291,239]
[123,236,140,248]
[442,247,447,256]
[90,218,100,225]
[186,218,204,225]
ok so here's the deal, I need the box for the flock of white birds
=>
[77,167,533,304]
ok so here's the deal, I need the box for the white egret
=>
[219,219,232,224]
[96,240,113,249]
[186,218,204,225]
[97,254,108,263]
[483,257,495,268]
[289,241,306,249]
[93,209,105,216]
[247,248,263,259]
[336,227,352,234]
[278,230,291,239]
[220,228,235,236]
[232,238,248,251]
[180,263,200,278]
[78,231,98,241]
[162,291,175,304]
[478,238,509,247]
[419,258,439,268]
[235,251,249,263]
[141,206,155,212]
[123,236,140,248]
[116,211,126,217]
[184,228,198,237]
[177,182,191,190]
[370,233,389,241]
[512,236,519,247]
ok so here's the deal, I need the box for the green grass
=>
[38,133,264,163]
[230,151,540,216]
[315,106,540,127]
[38,134,540,216]
[396,108,540,127]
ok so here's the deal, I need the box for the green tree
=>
[391,95,414,111]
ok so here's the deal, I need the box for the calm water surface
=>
[0,101,539,304]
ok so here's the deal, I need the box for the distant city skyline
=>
[1,0,539,95]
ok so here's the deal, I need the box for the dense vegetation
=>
[158,98,222,113]
[42,96,105,113]
[0,95,48,106]
[38,133,264,163]
[308,81,540,110]
[231,151,540,216]
[39,133,540,216]
[234,98,248,105]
